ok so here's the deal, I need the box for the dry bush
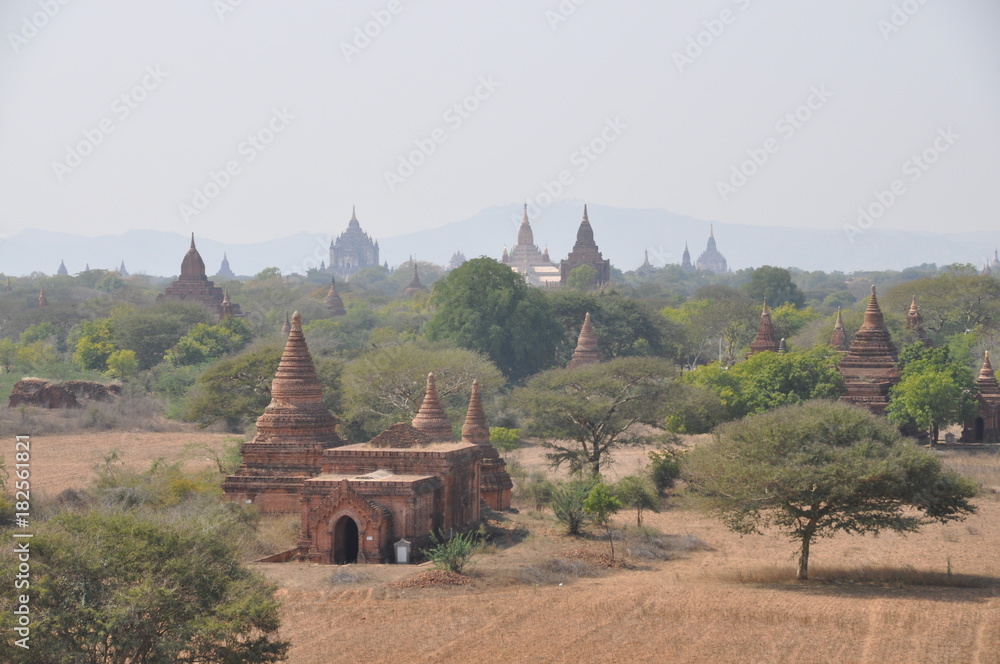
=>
[720,564,995,588]
[940,448,1000,499]
[241,513,301,560]
[624,528,713,561]
[329,569,371,585]
[514,556,605,585]
[0,392,185,435]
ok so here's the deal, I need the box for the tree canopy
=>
[683,400,978,580]
[513,357,676,476]
[426,257,561,381]
[0,509,289,663]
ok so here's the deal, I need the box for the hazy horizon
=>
[2,1,998,252]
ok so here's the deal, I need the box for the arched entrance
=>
[332,516,359,564]
[974,417,985,442]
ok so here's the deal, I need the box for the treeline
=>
[1,259,997,441]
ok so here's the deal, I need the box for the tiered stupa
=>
[118,261,129,277]
[962,352,1000,443]
[222,311,345,512]
[36,287,48,307]
[281,311,291,337]
[695,226,728,274]
[505,204,560,286]
[681,242,695,272]
[559,205,611,286]
[57,260,68,276]
[329,206,379,280]
[217,253,236,279]
[462,379,512,510]
[747,299,780,356]
[158,235,242,320]
[411,372,454,442]
[403,261,426,297]
[906,296,930,346]
[839,286,900,415]
[220,291,234,319]
[325,276,346,316]
[567,312,601,369]
[830,307,849,352]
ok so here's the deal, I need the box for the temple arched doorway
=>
[974,417,985,443]
[333,516,359,564]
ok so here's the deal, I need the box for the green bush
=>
[424,529,479,574]
[648,448,683,495]
[551,479,596,535]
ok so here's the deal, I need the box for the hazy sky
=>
[2,0,998,248]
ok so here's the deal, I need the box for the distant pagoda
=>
[830,307,849,352]
[56,260,68,276]
[961,352,1000,444]
[504,204,560,286]
[158,234,242,320]
[559,205,611,287]
[695,225,728,274]
[567,312,601,369]
[747,299,780,356]
[217,253,236,279]
[325,276,346,316]
[329,206,379,280]
[839,286,899,415]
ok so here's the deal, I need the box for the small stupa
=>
[411,372,454,442]
[567,312,601,369]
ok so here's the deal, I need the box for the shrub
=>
[648,447,683,495]
[551,479,596,535]
[424,529,479,574]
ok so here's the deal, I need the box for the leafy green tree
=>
[683,401,978,580]
[583,482,623,560]
[426,257,561,381]
[0,339,17,373]
[489,427,521,456]
[165,317,253,366]
[647,447,683,495]
[183,345,282,430]
[0,510,289,663]
[887,345,977,442]
[742,265,805,307]
[513,357,676,477]
[71,318,117,370]
[105,349,138,380]
[682,347,844,422]
[615,475,659,527]
[19,321,59,345]
[566,264,599,290]
[883,270,1000,342]
[341,341,503,441]
[111,302,213,370]
[665,287,758,366]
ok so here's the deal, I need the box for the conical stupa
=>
[567,312,601,368]
[411,372,454,442]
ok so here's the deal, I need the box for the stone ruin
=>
[838,286,900,416]
[222,312,512,564]
[8,378,122,409]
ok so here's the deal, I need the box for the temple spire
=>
[830,307,848,352]
[748,298,779,356]
[37,286,48,307]
[567,312,601,368]
[281,311,291,336]
[461,379,490,445]
[411,372,454,442]
[325,275,346,316]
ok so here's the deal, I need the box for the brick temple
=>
[962,352,1000,444]
[158,234,242,320]
[838,286,900,415]
[223,312,511,564]
[503,204,560,286]
[560,205,611,286]
[747,299,780,356]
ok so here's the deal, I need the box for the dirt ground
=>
[6,432,999,664]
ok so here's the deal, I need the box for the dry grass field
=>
[5,429,999,664]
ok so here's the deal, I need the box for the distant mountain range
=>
[3,200,998,277]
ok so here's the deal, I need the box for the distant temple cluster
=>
[157,235,242,320]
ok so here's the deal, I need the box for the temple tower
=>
[281,311,291,337]
[506,204,558,285]
[906,296,930,346]
[57,260,68,276]
[695,225,728,274]
[567,312,601,369]
[36,287,48,307]
[118,261,129,277]
[681,242,694,272]
[217,253,236,279]
[411,373,454,442]
[325,276,346,316]
[962,352,1000,443]
[462,379,512,510]
[839,286,900,415]
[403,261,426,296]
[222,311,345,512]
[158,234,242,320]
[329,206,379,280]
[559,205,611,287]
[830,307,849,352]
[748,299,780,356]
